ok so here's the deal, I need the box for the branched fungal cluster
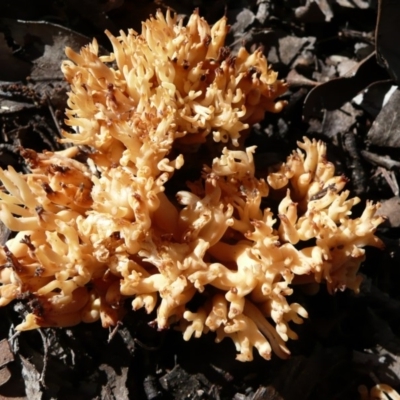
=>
[0,10,384,361]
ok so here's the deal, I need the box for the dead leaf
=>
[367,88,400,147]
[20,355,42,400]
[0,19,90,80]
[376,0,400,82]
[337,0,370,8]
[303,52,388,120]
[0,340,14,368]
[0,31,30,81]
[0,367,11,386]
[375,196,400,227]
[322,102,362,138]
[229,8,256,39]
[352,80,394,117]
[295,0,333,22]
[0,19,96,109]
[267,33,316,68]
[99,364,129,400]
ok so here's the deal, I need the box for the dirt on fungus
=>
[1,1,400,399]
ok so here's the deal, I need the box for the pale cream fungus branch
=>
[359,384,400,400]
[0,10,384,361]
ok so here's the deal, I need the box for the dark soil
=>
[1,1,400,399]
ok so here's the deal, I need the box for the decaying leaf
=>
[367,88,400,147]
[20,355,41,400]
[376,0,400,82]
[303,52,388,119]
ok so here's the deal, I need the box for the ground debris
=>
[99,364,129,400]
[20,355,41,400]
[0,1,399,399]
[159,364,215,400]
[367,88,400,148]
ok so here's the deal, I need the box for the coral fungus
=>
[359,384,400,400]
[0,10,384,361]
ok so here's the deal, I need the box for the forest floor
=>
[1,1,400,399]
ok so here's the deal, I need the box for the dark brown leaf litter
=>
[1,0,400,399]
[303,52,389,120]
[0,18,98,172]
